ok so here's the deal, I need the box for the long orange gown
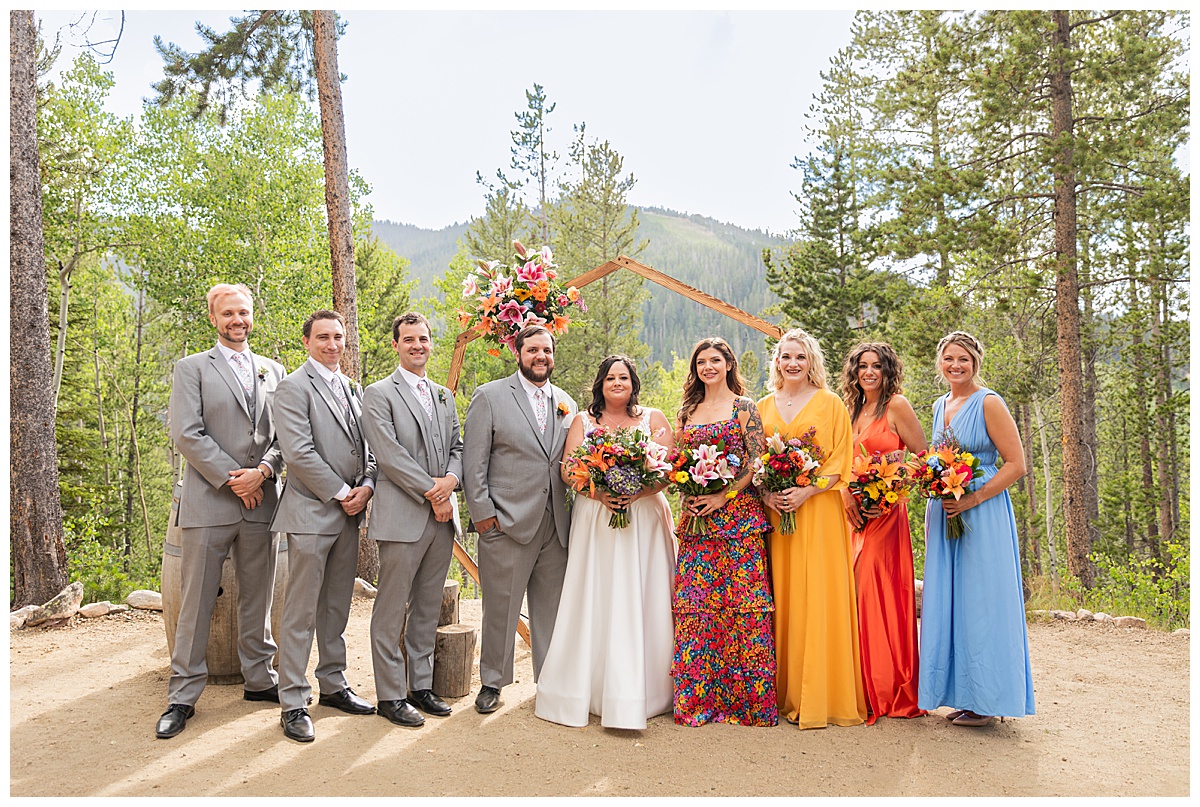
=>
[850,406,926,725]
[758,388,866,729]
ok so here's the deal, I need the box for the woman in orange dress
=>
[756,328,865,729]
[838,342,927,724]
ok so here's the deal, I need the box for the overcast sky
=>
[36,8,855,235]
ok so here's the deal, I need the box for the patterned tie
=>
[328,374,351,416]
[534,387,547,433]
[229,352,254,397]
[416,378,434,420]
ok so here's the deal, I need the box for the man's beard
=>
[519,360,553,383]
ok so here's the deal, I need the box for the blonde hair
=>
[769,328,828,390]
[936,331,985,385]
[206,283,253,315]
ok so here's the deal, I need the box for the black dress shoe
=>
[474,685,501,714]
[318,686,376,715]
[409,688,452,717]
[377,699,425,727]
[243,685,279,703]
[155,703,195,739]
[281,708,315,742]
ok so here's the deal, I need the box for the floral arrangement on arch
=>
[457,240,586,357]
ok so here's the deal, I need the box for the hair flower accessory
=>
[456,239,585,356]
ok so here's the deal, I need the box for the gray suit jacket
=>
[270,359,378,536]
[168,346,285,528]
[462,372,576,547]
[361,368,464,543]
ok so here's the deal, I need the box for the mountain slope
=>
[370,207,788,364]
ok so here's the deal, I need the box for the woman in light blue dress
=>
[918,331,1035,727]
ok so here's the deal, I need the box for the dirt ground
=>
[8,599,1190,797]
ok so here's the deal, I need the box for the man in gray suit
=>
[270,310,378,743]
[157,283,286,740]
[361,312,464,728]
[463,324,577,714]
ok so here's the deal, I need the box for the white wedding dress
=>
[534,411,677,729]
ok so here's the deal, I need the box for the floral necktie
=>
[416,379,434,420]
[534,387,547,433]
[230,352,254,397]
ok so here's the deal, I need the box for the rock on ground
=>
[25,582,85,627]
[354,578,377,599]
[79,602,114,618]
[126,590,163,611]
[1112,616,1147,629]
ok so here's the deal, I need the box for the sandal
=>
[944,709,968,721]
[951,711,994,727]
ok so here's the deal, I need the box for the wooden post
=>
[440,579,460,626]
[432,624,476,698]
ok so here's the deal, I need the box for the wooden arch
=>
[446,255,783,643]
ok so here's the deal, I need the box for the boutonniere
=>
[557,402,570,418]
[257,365,268,382]
[437,388,448,404]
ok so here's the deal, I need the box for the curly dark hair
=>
[678,337,745,426]
[839,342,904,423]
[587,355,642,420]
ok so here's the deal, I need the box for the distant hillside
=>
[370,219,468,299]
[370,207,789,364]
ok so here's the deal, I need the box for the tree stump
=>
[432,624,476,698]
[439,579,459,627]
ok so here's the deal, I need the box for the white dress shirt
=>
[396,365,459,486]
[216,342,272,479]
[517,370,551,428]
[307,357,375,501]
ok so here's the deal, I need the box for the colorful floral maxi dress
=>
[672,411,778,727]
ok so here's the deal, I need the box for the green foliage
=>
[121,92,348,367]
[152,10,339,125]
[550,126,650,400]
[355,233,416,385]
[1027,542,1189,630]
[64,507,161,604]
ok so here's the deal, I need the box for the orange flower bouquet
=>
[457,240,585,356]
[906,431,981,539]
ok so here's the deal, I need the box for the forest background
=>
[10,10,1190,629]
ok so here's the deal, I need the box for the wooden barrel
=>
[161,481,289,684]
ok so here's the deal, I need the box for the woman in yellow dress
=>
[757,328,866,728]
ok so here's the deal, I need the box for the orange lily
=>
[941,466,970,499]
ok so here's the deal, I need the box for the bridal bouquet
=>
[750,427,829,536]
[906,430,980,539]
[563,426,672,529]
[848,447,911,524]
[666,441,741,536]
[457,240,586,356]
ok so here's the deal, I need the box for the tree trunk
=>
[312,10,376,583]
[312,10,359,380]
[1149,276,1174,548]
[1049,10,1093,587]
[9,9,70,608]
[1078,229,1101,555]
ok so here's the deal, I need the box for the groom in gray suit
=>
[361,312,464,728]
[271,309,378,742]
[157,283,286,740]
[463,324,577,714]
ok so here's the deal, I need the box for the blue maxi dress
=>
[918,388,1036,717]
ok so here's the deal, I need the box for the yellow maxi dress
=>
[757,388,866,729]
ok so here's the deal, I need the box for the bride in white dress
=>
[535,355,677,729]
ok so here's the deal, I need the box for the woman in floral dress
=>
[671,337,777,727]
